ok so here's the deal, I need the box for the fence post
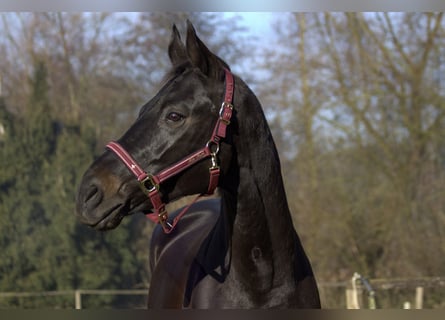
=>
[346,289,359,309]
[415,286,423,309]
[346,273,361,309]
[75,290,82,309]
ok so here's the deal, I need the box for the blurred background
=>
[0,12,444,308]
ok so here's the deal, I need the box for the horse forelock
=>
[161,61,192,87]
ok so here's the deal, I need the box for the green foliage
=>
[0,60,148,308]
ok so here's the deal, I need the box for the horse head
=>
[76,21,236,230]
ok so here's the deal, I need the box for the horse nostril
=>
[85,185,99,202]
[83,183,103,210]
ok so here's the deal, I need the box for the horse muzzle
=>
[75,168,130,230]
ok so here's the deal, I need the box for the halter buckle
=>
[219,102,233,125]
[139,174,159,194]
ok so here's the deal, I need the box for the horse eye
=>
[166,112,185,122]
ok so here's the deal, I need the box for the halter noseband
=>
[106,68,234,234]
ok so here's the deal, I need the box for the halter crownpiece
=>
[106,68,234,233]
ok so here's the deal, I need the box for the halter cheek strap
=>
[106,68,234,234]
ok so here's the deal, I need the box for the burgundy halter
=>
[106,68,234,234]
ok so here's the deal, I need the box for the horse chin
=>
[93,199,153,231]
[94,215,124,231]
[91,203,127,231]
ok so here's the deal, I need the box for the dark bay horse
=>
[75,21,320,308]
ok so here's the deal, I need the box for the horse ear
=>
[185,20,228,80]
[168,24,187,65]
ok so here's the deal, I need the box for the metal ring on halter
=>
[206,140,220,155]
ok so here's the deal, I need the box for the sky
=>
[221,12,282,80]
[226,12,277,39]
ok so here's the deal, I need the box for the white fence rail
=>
[1,276,444,308]
[0,289,148,309]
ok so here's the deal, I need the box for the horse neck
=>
[221,82,297,285]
